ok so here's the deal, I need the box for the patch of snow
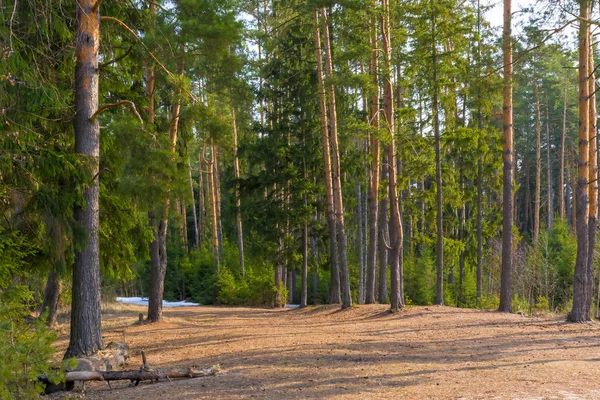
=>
[286,304,300,309]
[116,297,200,307]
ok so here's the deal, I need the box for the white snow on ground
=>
[116,297,200,307]
[117,297,301,309]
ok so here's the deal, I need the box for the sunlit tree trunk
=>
[205,139,220,271]
[320,7,352,309]
[66,0,103,357]
[313,10,340,304]
[366,5,380,304]
[499,0,514,312]
[586,30,597,320]
[568,0,590,322]
[381,0,403,311]
[197,152,205,245]
[431,2,444,305]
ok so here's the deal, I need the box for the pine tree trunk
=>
[357,181,365,304]
[313,10,340,304]
[197,152,205,245]
[546,95,553,229]
[568,0,590,322]
[188,158,199,250]
[214,150,224,258]
[232,109,245,275]
[378,157,389,304]
[381,0,403,311]
[586,31,597,320]
[432,5,444,306]
[206,139,220,271]
[366,6,380,304]
[320,7,352,309]
[181,198,188,252]
[499,0,514,312]
[147,53,184,322]
[533,78,541,243]
[65,0,103,358]
[560,78,568,220]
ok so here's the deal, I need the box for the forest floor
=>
[50,303,600,399]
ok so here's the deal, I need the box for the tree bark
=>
[568,0,590,322]
[546,94,553,229]
[313,10,340,304]
[381,0,403,311]
[560,76,568,220]
[366,6,380,304]
[232,108,245,275]
[432,3,444,306]
[586,31,597,320]
[533,76,541,243]
[65,0,103,358]
[499,0,514,313]
[378,157,389,304]
[320,7,352,309]
[147,52,184,323]
[197,152,205,245]
[205,139,220,271]
[188,158,199,250]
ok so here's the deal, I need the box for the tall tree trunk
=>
[313,10,340,304]
[197,152,205,245]
[232,108,245,275]
[214,149,224,258]
[525,153,531,235]
[381,0,403,311]
[499,0,514,312]
[147,52,184,323]
[432,3,444,306]
[180,198,188,252]
[533,77,541,243]
[459,167,466,306]
[476,0,483,303]
[205,139,220,271]
[357,180,365,304]
[586,31,597,320]
[366,6,380,304]
[560,77,568,220]
[188,158,199,250]
[568,0,590,322]
[320,7,352,309]
[378,157,389,304]
[66,0,103,358]
[546,94,553,229]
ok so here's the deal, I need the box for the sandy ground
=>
[50,304,600,400]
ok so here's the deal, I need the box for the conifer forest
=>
[4,0,600,398]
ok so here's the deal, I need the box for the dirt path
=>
[52,304,600,399]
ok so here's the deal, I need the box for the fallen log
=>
[64,365,220,383]
[41,351,220,394]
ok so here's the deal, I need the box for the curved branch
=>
[89,100,142,123]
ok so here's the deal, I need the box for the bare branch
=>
[89,100,142,123]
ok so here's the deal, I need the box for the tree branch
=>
[89,100,142,123]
